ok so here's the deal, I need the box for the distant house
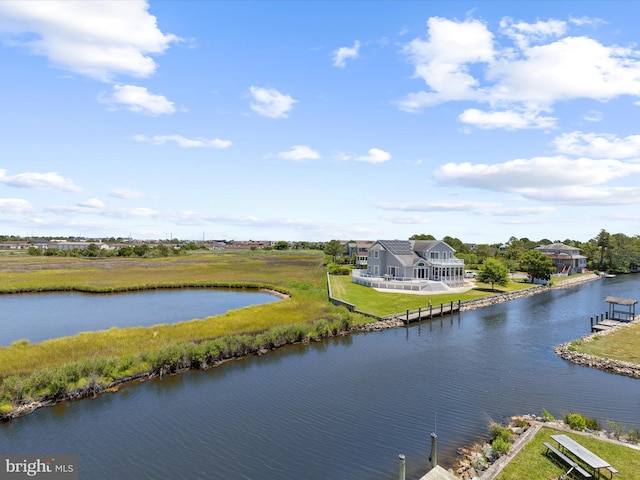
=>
[534,242,587,275]
[352,239,465,291]
[47,241,110,251]
[0,241,30,250]
[346,241,373,267]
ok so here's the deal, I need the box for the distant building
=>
[346,241,373,267]
[534,242,587,275]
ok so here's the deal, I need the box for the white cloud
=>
[0,0,179,81]
[435,156,640,206]
[0,198,33,213]
[332,40,360,68]
[399,17,495,110]
[379,201,556,218]
[78,198,105,208]
[459,107,556,130]
[249,86,297,119]
[500,17,566,49]
[521,185,640,205]
[436,156,640,191]
[102,84,175,115]
[356,148,391,164]
[582,110,602,122]
[398,16,640,130]
[553,131,640,159]
[377,200,501,213]
[0,169,82,192]
[134,134,232,148]
[278,145,320,161]
[568,16,607,28]
[110,188,145,199]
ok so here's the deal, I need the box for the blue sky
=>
[1,1,640,244]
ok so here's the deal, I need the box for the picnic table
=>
[550,434,618,478]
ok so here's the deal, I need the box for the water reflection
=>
[1,276,639,480]
[0,289,280,345]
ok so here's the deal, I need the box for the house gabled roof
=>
[375,239,455,267]
[377,240,419,267]
[535,242,577,252]
[411,239,439,250]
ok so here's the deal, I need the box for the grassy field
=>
[0,250,368,380]
[496,427,640,480]
[329,274,534,317]
[569,323,640,365]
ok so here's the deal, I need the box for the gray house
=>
[534,242,587,275]
[353,239,465,290]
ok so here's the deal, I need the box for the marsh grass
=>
[496,427,640,480]
[0,250,370,414]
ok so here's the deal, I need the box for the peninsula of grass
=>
[329,274,535,317]
[0,250,371,417]
[496,426,640,480]
[568,322,640,365]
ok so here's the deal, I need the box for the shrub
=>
[607,420,626,439]
[585,416,600,431]
[542,408,555,421]
[492,437,511,455]
[565,413,586,431]
[490,422,512,442]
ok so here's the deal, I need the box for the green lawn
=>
[497,427,640,480]
[329,274,534,317]
[571,323,640,365]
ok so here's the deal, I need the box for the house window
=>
[374,265,379,276]
[388,266,398,277]
[430,251,439,260]
[373,250,379,259]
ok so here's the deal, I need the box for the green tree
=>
[274,241,289,250]
[477,258,509,291]
[133,244,150,257]
[475,244,494,264]
[323,239,344,262]
[596,229,610,269]
[410,234,436,240]
[520,250,553,282]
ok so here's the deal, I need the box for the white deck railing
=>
[351,270,464,290]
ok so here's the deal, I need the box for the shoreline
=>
[0,273,627,426]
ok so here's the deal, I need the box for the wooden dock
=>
[591,296,637,332]
[591,319,626,332]
[384,301,461,324]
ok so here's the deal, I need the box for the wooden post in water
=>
[590,316,593,329]
[429,433,438,470]
[418,307,422,322]
[450,301,453,313]
[429,302,433,318]
[440,303,443,316]
[406,309,409,324]
[398,454,406,480]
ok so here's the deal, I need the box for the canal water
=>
[1,276,639,479]
[0,289,280,345]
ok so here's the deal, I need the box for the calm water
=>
[0,289,280,345]
[1,276,639,479]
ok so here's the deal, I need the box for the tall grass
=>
[0,313,359,415]
[0,250,370,417]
